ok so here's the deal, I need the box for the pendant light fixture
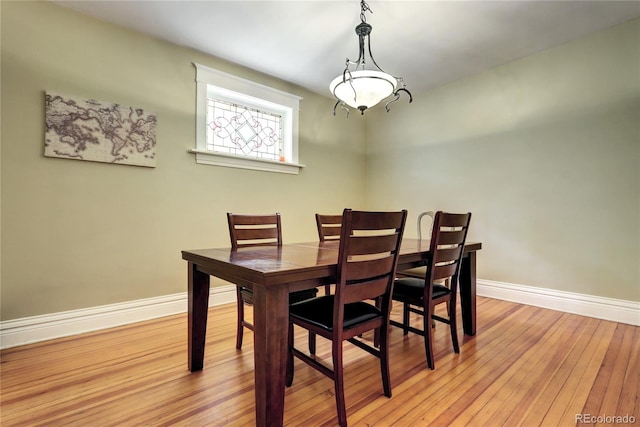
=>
[330,0,413,116]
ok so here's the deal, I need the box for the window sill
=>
[188,149,305,175]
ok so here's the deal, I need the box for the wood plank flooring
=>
[1,296,638,426]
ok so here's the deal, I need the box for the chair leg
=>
[235,287,244,350]
[379,325,392,397]
[423,309,435,370]
[402,302,410,335]
[286,321,294,387]
[325,284,331,295]
[449,300,460,354]
[373,297,380,347]
[332,340,347,427]
[309,332,316,355]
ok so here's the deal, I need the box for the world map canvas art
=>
[45,92,157,167]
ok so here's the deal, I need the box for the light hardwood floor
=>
[1,296,638,426]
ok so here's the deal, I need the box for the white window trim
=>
[191,63,305,174]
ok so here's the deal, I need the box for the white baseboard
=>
[2,281,638,350]
[477,279,639,326]
[0,285,237,350]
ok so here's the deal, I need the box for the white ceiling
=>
[53,1,640,97]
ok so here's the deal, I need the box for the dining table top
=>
[181,238,482,287]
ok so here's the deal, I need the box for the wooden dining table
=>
[182,238,482,427]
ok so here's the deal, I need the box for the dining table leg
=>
[459,251,477,336]
[188,262,210,372]
[252,284,289,427]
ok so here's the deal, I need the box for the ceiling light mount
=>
[331,0,413,117]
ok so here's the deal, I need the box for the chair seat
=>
[393,277,451,302]
[240,287,318,305]
[290,295,382,331]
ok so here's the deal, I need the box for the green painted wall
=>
[0,1,366,320]
[366,19,640,301]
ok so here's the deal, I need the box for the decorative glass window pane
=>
[206,98,283,162]
[192,63,304,174]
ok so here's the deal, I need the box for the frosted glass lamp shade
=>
[330,70,397,112]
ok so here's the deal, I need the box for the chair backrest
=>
[417,211,435,240]
[426,211,472,289]
[315,214,343,242]
[227,213,283,250]
[333,209,407,324]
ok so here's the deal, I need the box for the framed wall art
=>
[44,91,157,167]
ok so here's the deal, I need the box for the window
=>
[191,63,305,174]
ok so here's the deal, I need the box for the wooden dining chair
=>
[286,209,407,427]
[390,211,471,370]
[316,213,343,242]
[396,211,435,279]
[396,211,449,327]
[315,213,342,295]
[227,213,318,351]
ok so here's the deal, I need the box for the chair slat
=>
[433,246,463,263]
[438,229,467,245]
[323,228,342,237]
[434,263,457,281]
[344,276,390,304]
[351,211,406,231]
[231,215,280,226]
[346,257,395,282]
[348,234,400,255]
[438,213,472,227]
[234,227,279,241]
